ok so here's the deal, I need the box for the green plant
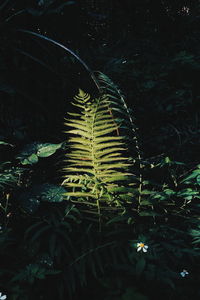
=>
[62,89,136,228]
[1,2,200,297]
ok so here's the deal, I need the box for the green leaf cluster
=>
[17,142,63,165]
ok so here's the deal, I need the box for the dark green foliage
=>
[19,184,66,214]
[1,1,200,299]
[0,162,23,189]
[17,142,63,165]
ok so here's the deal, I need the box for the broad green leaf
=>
[37,143,62,157]
[19,184,66,213]
[17,142,39,164]
[39,184,66,202]
[21,153,38,165]
[17,142,62,164]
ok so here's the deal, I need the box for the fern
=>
[96,72,139,147]
[96,72,143,208]
[62,89,135,225]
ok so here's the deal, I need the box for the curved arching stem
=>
[17,29,102,92]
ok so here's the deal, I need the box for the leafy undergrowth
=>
[0,89,200,300]
[0,1,200,299]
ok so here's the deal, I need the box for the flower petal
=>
[1,296,7,300]
[143,247,147,252]
[137,247,141,252]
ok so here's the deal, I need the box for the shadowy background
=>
[1,0,200,162]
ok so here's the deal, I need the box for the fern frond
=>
[63,89,136,224]
[95,72,138,141]
[95,72,143,207]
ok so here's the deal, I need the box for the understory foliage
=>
[0,1,200,299]
[0,78,200,299]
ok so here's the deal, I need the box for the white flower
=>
[180,270,189,277]
[0,292,7,300]
[137,242,148,252]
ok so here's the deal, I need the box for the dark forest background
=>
[0,1,200,299]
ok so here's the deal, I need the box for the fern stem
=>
[17,29,102,92]
[90,98,102,231]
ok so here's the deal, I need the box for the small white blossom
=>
[0,292,7,300]
[137,242,148,252]
[180,270,189,277]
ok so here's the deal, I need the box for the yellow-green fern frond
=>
[63,90,136,224]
